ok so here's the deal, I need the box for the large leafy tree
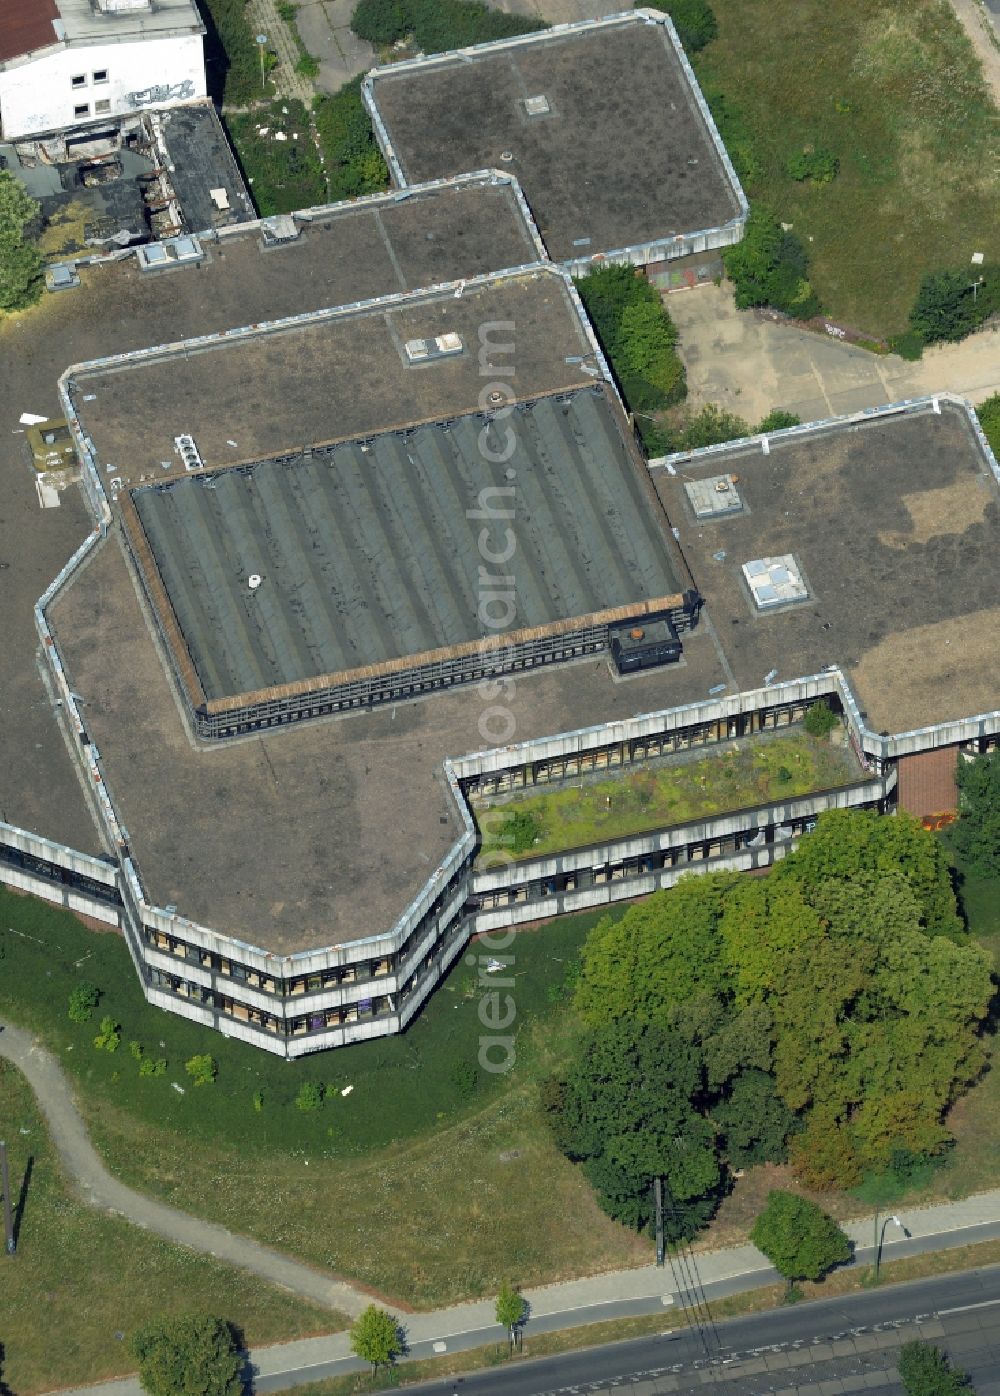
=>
[0,172,43,313]
[714,1069,798,1169]
[750,1190,851,1286]
[896,1340,972,1394]
[556,1020,722,1237]
[954,748,1000,877]
[131,1316,242,1396]
[574,874,732,1027]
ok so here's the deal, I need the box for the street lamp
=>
[256,34,268,92]
[872,1211,909,1285]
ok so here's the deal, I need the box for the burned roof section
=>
[365,12,745,263]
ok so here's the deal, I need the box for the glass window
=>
[71,74,86,88]
[94,98,111,113]
[74,103,90,117]
[93,69,108,83]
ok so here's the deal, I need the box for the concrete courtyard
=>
[668,282,1000,426]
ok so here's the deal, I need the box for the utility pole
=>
[1,1141,15,1255]
[256,34,268,92]
[654,1176,665,1267]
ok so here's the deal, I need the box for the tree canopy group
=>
[546,810,992,1237]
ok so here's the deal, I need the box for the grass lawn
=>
[475,731,859,862]
[0,1059,336,1396]
[0,892,649,1305]
[695,0,1000,335]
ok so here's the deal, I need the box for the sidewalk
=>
[50,1187,1000,1396]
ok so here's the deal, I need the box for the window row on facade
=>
[464,700,825,799]
[148,966,396,1035]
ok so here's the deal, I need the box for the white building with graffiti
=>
[0,0,205,141]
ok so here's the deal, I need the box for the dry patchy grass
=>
[0,1060,338,1396]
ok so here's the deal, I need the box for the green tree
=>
[131,1315,242,1396]
[554,1019,722,1236]
[0,171,44,312]
[495,1282,527,1351]
[802,700,838,737]
[954,747,1000,876]
[349,1305,404,1376]
[93,1016,121,1052]
[314,77,389,202]
[777,808,964,941]
[714,1069,798,1169]
[896,1340,971,1394]
[750,1190,851,1287]
[185,1054,218,1087]
[909,266,1000,345]
[723,206,820,319]
[575,876,732,1028]
[786,147,838,184]
[677,404,750,449]
[661,0,717,52]
[68,982,101,1023]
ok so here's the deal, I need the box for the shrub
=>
[295,52,320,77]
[662,0,717,52]
[0,170,44,313]
[751,1190,851,1284]
[888,329,924,361]
[131,1315,242,1396]
[575,265,687,416]
[93,1016,121,1053]
[128,1040,143,1061]
[724,206,821,319]
[700,83,761,188]
[139,1057,167,1078]
[677,404,749,450]
[497,809,542,855]
[276,0,297,18]
[253,1090,265,1112]
[351,0,544,53]
[450,1058,479,1098]
[803,700,838,738]
[68,982,100,1023]
[185,1054,218,1087]
[314,77,390,202]
[757,409,800,432]
[787,147,838,184]
[295,1081,325,1112]
[351,0,408,44]
[227,100,325,216]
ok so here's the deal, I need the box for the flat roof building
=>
[364,10,747,276]
[0,0,206,140]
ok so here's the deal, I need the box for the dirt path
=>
[0,1020,376,1319]
[948,0,1000,108]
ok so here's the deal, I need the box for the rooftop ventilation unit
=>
[173,434,204,472]
[95,0,153,12]
[136,235,205,273]
[742,555,808,610]
[261,214,299,246]
[404,333,464,364]
[523,95,551,116]
[684,473,743,520]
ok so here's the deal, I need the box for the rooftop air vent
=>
[403,333,464,364]
[261,213,299,245]
[136,235,205,273]
[523,94,551,116]
[742,555,808,610]
[173,434,204,472]
[684,473,743,520]
[95,0,153,12]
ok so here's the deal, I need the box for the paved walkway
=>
[0,1022,371,1319]
[247,0,316,106]
[668,282,1000,425]
[8,1015,1000,1394]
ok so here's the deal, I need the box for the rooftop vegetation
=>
[475,728,861,864]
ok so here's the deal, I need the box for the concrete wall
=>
[0,33,204,139]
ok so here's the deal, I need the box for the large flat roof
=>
[0,176,548,851]
[365,12,744,262]
[69,267,603,484]
[49,530,728,951]
[654,399,1000,735]
[0,0,202,65]
[129,386,687,704]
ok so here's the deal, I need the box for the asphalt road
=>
[251,1224,1000,1393]
[253,1264,1000,1395]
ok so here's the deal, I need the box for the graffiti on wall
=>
[125,78,195,109]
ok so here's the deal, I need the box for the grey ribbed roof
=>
[133,388,683,701]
